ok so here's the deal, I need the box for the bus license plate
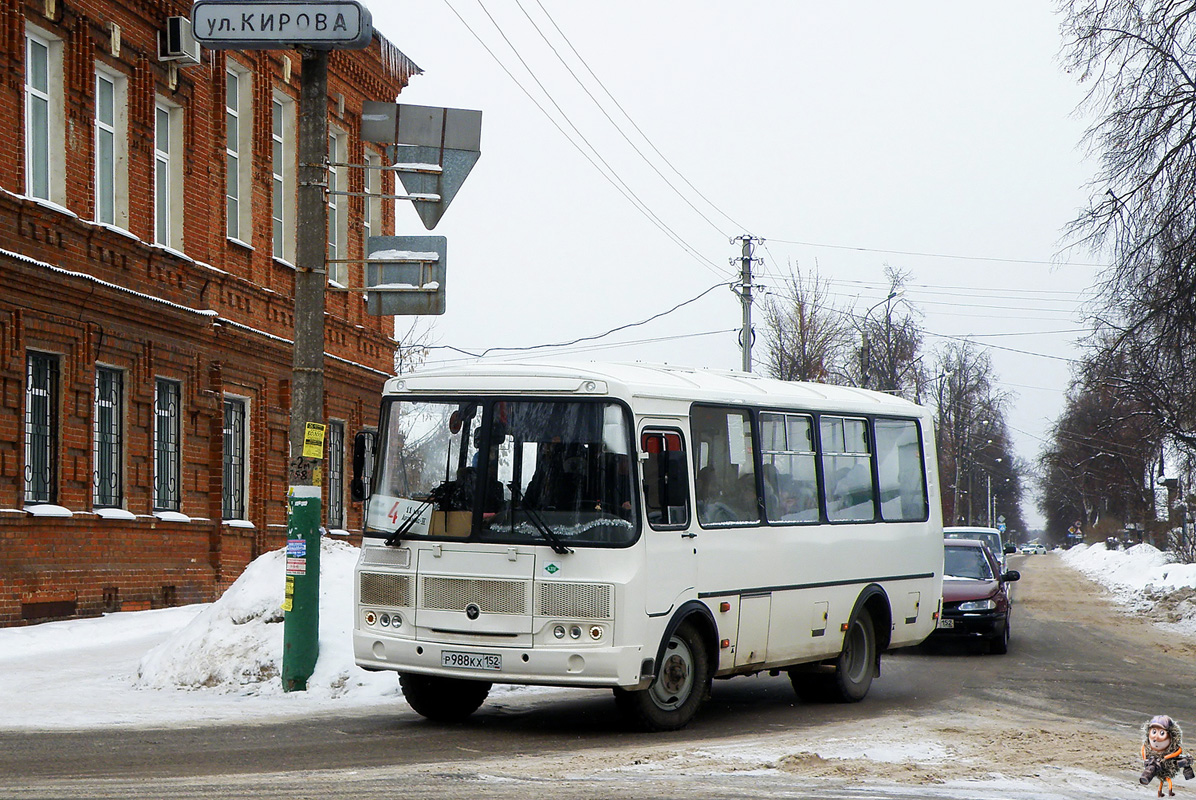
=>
[937,618,955,629]
[442,650,501,671]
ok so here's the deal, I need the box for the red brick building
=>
[0,0,418,625]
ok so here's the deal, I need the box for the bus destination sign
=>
[192,0,373,50]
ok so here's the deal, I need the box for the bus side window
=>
[641,431,690,529]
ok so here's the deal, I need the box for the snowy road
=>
[1,549,1194,799]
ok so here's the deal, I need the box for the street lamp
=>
[860,291,898,390]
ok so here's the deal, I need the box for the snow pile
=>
[136,538,395,700]
[1061,543,1196,636]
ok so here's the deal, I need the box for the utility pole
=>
[731,235,763,373]
[281,47,329,693]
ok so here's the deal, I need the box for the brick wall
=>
[0,0,420,626]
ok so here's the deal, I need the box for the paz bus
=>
[351,362,944,730]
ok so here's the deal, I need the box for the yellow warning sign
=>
[302,422,326,459]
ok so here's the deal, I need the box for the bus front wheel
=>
[399,673,492,722]
[613,621,711,731]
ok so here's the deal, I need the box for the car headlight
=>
[958,599,997,612]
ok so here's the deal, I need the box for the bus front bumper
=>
[354,631,650,689]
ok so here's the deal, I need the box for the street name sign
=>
[192,0,372,49]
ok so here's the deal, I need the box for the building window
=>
[25,29,63,203]
[222,398,247,520]
[271,96,292,261]
[153,378,181,511]
[95,72,116,225]
[327,421,344,528]
[225,64,251,243]
[24,352,59,504]
[363,149,381,244]
[327,131,346,284]
[93,367,124,508]
[154,100,183,249]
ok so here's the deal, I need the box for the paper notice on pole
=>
[302,422,326,459]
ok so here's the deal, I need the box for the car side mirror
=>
[350,430,376,502]
[1001,570,1020,583]
[1004,545,1016,554]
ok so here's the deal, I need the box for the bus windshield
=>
[365,397,637,547]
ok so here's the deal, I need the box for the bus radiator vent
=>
[421,577,527,614]
[536,583,613,620]
[359,572,414,608]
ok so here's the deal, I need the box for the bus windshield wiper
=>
[518,505,573,555]
[384,484,449,548]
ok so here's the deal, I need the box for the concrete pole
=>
[740,237,754,373]
[282,48,329,692]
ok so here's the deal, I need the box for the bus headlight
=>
[569,625,582,640]
[553,625,566,639]
[364,610,377,626]
[589,625,604,641]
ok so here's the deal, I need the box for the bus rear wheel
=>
[399,673,492,722]
[789,612,876,703]
[613,621,711,731]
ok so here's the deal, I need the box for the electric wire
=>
[428,280,728,359]
[521,0,749,237]
[445,0,728,281]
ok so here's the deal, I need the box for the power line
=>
[523,0,751,237]
[765,236,1109,268]
[429,280,728,359]
[442,0,728,280]
[512,0,735,238]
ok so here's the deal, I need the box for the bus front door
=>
[640,426,698,615]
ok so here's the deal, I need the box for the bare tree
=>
[851,267,925,400]
[932,341,1019,527]
[1060,0,1196,451]
[393,319,436,375]
[1039,344,1164,544]
[759,264,854,383]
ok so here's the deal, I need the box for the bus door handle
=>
[681,532,697,539]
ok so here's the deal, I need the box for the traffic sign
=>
[191,0,372,50]
[361,102,482,229]
[364,236,447,316]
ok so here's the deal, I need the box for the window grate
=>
[93,367,123,507]
[24,352,58,504]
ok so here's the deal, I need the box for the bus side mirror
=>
[351,430,376,502]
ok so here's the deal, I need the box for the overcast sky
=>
[366,2,1105,529]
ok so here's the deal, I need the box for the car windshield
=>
[365,397,638,547]
[944,545,995,581]
[947,530,1001,555]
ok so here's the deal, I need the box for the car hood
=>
[942,578,999,603]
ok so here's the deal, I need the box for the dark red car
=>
[932,539,1020,654]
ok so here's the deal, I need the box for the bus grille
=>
[537,583,613,620]
[421,577,527,614]
[359,572,413,608]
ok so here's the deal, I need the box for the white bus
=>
[352,362,944,730]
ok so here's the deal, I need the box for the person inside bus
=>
[599,451,634,519]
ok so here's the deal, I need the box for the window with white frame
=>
[93,366,124,508]
[225,63,252,243]
[327,131,347,285]
[153,378,181,511]
[24,352,59,504]
[95,71,117,225]
[222,397,247,520]
[363,149,382,244]
[271,95,295,262]
[94,68,129,228]
[154,99,183,249]
[25,28,64,204]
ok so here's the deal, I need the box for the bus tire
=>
[829,611,876,702]
[613,621,711,731]
[399,673,491,722]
